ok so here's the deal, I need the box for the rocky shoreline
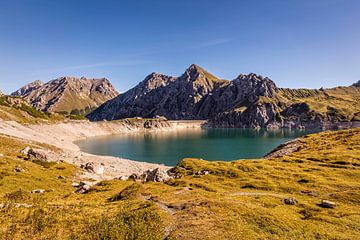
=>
[0,119,203,182]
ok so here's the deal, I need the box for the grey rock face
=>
[88,64,278,126]
[88,64,226,121]
[87,64,360,128]
[352,80,360,87]
[11,80,44,97]
[12,77,118,115]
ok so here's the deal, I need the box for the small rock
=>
[128,173,141,181]
[80,162,105,174]
[284,197,297,205]
[80,162,95,172]
[95,163,105,175]
[72,182,80,187]
[118,176,128,181]
[31,189,45,194]
[14,167,24,172]
[75,182,91,194]
[21,147,32,156]
[319,200,336,208]
[58,176,65,179]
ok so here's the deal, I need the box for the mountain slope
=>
[12,77,119,115]
[88,65,360,129]
[0,94,64,123]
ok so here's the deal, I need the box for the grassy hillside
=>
[0,95,87,123]
[0,129,359,239]
[276,86,360,121]
[0,95,65,124]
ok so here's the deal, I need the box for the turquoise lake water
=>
[75,128,318,166]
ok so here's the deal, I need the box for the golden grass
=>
[0,129,360,239]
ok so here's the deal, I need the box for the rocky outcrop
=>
[89,64,360,129]
[88,64,228,121]
[0,90,4,96]
[12,77,118,115]
[263,139,303,158]
[352,80,360,87]
[88,65,279,125]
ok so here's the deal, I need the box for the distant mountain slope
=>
[12,77,119,115]
[0,94,64,123]
[88,64,360,129]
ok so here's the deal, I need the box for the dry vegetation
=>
[0,128,359,239]
[0,95,87,124]
[277,86,360,121]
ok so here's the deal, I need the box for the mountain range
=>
[12,77,118,115]
[87,64,360,129]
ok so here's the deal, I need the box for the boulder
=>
[80,162,95,172]
[28,148,48,162]
[21,147,58,162]
[80,162,105,174]
[144,168,172,182]
[319,200,336,208]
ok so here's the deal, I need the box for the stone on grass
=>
[14,167,24,172]
[319,200,336,208]
[284,197,297,205]
[118,176,128,181]
[75,182,92,194]
[144,168,171,182]
[28,149,48,162]
[31,189,45,194]
[80,162,105,174]
[21,147,31,156]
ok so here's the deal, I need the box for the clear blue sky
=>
[1,0,359,94]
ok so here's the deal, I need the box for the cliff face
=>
[12,77,118,115]
[87,65,360,129]
[88,64,229,120]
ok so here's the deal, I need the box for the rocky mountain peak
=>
[11,80,44,97]
[140,72,176,92]
[181,64,217,82]
[231,73,277,99]
[12,77,118,115]
[352,80,360,87]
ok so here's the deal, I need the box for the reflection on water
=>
[75,128,319,166]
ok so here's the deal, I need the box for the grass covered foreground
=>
[0,128,359,239]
